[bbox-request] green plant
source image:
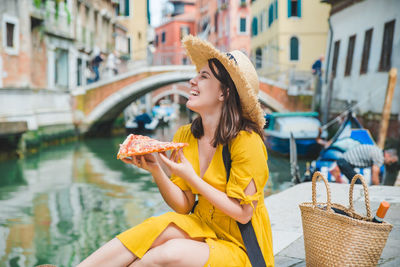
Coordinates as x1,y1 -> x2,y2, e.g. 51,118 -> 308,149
33,0 -> 71,24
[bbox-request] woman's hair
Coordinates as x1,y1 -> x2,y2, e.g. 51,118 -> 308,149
191,58 -> 265,147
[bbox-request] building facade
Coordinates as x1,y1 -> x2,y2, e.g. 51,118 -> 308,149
0,0 -> 130,138
250,0 -> 330,86
153,0 -> 196,65
196,0 -> 252,55
321,0 -> 399,138
116,0 -> 150,62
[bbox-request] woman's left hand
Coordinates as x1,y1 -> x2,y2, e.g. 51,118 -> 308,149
159,149 -> 197,181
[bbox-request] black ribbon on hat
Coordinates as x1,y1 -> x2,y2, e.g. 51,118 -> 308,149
226,52 -> 238,65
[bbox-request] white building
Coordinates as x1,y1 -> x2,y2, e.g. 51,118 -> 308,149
321,0 -> 400,123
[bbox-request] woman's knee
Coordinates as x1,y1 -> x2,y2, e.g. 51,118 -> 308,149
141,239 -> 209,267
146,239 -> 183,265
151,223 -> 189,248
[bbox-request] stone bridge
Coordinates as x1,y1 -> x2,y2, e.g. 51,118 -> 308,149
73,65 -> 309,135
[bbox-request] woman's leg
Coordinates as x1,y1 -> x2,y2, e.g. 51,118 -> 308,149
77,238 -> 137,267
78,223 -> 204,267
130,239 -> 209,267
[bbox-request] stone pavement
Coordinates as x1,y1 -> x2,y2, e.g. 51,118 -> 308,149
265,182 -> 400,266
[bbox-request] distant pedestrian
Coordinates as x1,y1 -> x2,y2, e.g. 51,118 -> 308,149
90,52 -> 104,82
330,145 -> 398,185
106,50 -> 120,76
311,55 -> 324,77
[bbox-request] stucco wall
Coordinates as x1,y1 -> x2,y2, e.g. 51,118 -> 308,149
323,0 -> 400,115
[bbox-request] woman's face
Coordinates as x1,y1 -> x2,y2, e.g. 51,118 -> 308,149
186,64 -> 224,114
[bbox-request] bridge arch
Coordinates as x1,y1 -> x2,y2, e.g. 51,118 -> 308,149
152,83 -> 191,105
80,66 -> 196,135
75,65 -> 288,135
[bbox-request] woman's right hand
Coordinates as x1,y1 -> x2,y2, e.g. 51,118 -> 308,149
121,153 -> 161,174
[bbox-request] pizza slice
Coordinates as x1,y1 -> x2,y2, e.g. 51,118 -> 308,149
117,134 -> 188,159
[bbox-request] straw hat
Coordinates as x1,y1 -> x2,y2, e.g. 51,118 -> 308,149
182,35 -> 266,129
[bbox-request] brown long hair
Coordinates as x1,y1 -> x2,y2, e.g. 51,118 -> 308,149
191,58 -> 264,147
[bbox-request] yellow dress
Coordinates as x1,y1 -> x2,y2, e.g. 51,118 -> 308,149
117,124 -> 274,266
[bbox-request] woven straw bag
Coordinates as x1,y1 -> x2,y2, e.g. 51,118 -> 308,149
300,172 -> 393,266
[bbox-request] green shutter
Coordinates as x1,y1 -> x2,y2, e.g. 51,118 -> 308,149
125,0 -> 130,16
288,0 -> 291,17
290,37 -> 299,60
269,5 -> 273,26
298,0 -> 301,17
252,17 -> 258,36
275,0 -> 278,19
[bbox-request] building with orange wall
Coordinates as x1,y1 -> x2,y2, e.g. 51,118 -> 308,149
196,0 -> 252,55
153,0 -> 196,65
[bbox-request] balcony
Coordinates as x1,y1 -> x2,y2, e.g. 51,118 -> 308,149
30,0 -> 74,40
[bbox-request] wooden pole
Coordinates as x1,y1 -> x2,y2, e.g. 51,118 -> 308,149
378,68 -> 397,149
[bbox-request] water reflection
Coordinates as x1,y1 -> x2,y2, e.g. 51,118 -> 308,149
0,139 -> 167,267
0,119 -> 303,266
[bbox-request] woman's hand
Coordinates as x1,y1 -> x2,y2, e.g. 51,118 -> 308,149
159,149 -> 197,181
121,153 -> 160,174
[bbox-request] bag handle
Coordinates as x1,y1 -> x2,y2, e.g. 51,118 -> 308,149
348,174 -> 372,218
312,171 -> 332,212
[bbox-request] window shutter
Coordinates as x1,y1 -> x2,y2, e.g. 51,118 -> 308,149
288,0 -> 292,17
269,5 -> 273,26
252,17 -> 258,36
298,0 -> 301,18
125,0 -> 130,16
275,0 -> 278,19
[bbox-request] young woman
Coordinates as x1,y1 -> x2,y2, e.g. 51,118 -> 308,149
78,35 -> 274,267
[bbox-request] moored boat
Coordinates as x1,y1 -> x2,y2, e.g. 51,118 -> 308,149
264,112 -> 326,158
308,111 -> 384,184
125,113 -> 159,134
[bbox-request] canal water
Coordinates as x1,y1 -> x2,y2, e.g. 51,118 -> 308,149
0,119 -> 304,267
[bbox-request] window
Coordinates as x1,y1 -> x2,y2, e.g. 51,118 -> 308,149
268,4 -> 273,26
180,26 -> 190,40
290,37 -> 299,61
77,58 -> 82,86
344,35 -> 356,76
6,23 -> 14,47
155,35 -> 159,46
2,14 -> 19,55
379,20 -> 395,72
252,17 -> 258,36
332,40 -> 340,78
55,48 -> 69,89
161,31 -> 166,43
360,29 -> 373,74
239,17 -> 247,33
128,37 -> 131,54
288,0 -> 301,18
255,48 -> 262,69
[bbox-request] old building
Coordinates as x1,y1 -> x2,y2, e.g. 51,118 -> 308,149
0,0 -> 132,152
115,0 -> 150,62
196,0 -> 252,55
320,0 -> 399,138
250,0 -> 330,87
153,0 -> 196,65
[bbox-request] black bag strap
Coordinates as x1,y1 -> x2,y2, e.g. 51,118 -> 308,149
222,145 -> 267,267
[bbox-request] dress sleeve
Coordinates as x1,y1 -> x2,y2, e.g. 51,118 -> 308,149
170,125 -> 191,191
226,131 -> 269,208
